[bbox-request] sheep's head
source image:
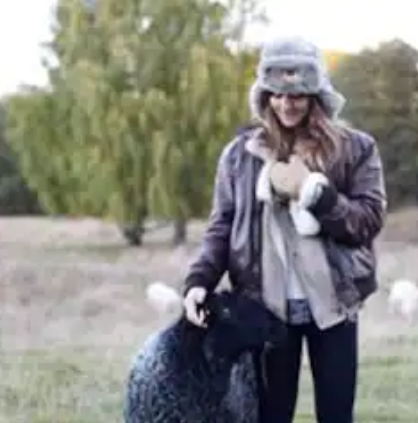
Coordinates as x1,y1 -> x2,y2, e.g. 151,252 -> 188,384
144,282 -> 286,361
201,291 -> 286,361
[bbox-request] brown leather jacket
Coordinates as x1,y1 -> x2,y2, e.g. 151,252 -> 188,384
184,126 -> 387,309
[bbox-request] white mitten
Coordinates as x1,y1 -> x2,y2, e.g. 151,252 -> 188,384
289,201 -> 320,236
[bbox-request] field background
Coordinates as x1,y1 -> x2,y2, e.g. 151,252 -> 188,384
1,209 -> 418,423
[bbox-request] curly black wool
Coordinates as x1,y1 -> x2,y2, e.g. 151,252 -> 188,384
123,291 -> 286,423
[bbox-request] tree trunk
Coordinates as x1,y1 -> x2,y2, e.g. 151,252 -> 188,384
172,218 -> 187,246
120,205 -> 148,247
120,221 -> 145,246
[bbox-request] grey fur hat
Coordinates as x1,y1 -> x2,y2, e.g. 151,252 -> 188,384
249,36 -> 346,119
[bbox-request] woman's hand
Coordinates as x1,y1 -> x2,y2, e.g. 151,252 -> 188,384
183,287 -> 208,327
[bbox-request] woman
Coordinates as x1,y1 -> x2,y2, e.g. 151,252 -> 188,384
182,36 -> 387,423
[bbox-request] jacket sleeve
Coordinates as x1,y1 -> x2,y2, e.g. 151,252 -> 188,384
308,132 -> 387,247
183,142 -> 236,295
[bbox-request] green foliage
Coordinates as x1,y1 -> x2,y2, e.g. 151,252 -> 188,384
5,0 -> 264,233
0,104 -> 41,215
332,39 -> 418,207
5,88 -> 91,214
5,8 -> 418,229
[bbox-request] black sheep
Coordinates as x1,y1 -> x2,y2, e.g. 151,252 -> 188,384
123,285 -> 286,423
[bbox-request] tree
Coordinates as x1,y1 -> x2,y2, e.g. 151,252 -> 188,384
5,0 -> 266,245
323,50 -> 350,72
332,39 -> 418,208
0,104 -> 42,215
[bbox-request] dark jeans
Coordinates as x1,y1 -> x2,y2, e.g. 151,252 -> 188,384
259,320 -> 358,423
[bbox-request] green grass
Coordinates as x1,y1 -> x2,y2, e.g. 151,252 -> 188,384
1,340 -> 417,423
0,348 -> 128,423
297,354 -> 418,422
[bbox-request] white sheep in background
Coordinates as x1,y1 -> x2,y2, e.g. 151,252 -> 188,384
145,281 -> 184,315
388,279 -> 418,323
123,282 -> 287,423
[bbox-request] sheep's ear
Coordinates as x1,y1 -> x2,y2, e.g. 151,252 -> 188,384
145,282 -> 183,315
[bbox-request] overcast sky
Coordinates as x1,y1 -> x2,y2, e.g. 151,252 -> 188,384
0,0 -> 417,96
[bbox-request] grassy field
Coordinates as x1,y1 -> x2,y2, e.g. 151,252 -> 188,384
1,211 -> 418,423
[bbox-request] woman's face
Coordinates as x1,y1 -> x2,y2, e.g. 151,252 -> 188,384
269,93 -> 310,128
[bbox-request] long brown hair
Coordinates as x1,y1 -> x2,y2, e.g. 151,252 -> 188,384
259,93 -> 349,173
